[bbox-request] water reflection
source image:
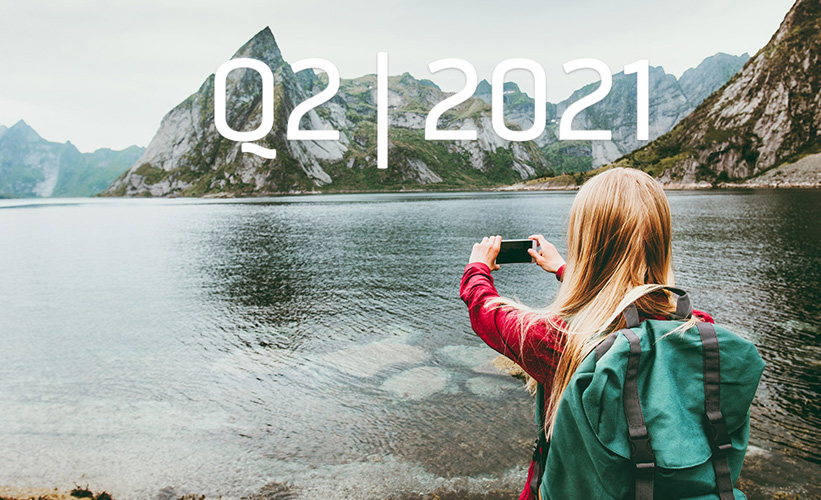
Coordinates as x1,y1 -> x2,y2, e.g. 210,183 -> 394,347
0,190 -> 818,500
670,189 -> 821,462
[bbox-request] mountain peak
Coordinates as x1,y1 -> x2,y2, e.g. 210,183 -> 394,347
230,26 -> 283,66
503,81 -> 521,93
100,24 -> 756,197
614,0 -> 821,183
695,51 -> 750,69
676,51 -> 750,106
3,119 -> 43,144
0,121 -> 142,197
254,26 -> 275,44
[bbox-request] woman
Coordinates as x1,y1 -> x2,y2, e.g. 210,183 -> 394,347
459,167 -> 715,499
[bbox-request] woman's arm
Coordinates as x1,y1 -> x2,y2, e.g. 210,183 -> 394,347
460,262 -> 563,386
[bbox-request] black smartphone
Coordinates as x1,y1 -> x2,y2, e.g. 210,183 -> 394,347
496,239 -> 537,264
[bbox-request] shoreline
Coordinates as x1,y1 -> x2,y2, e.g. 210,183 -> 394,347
4,182 -> 819,202
2,446 -> 819,500
1,357 -> 817,500
136,182 -> 821,200
503,179 -> 821,191
186,180 -> 821,198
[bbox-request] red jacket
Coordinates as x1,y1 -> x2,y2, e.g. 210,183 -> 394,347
459,261 -> 715,500
459,261 -> 715,393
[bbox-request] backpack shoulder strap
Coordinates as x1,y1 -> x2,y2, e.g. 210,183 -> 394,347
621,328 -> 656,500
622,286 -> 693,328
697,321 -> 735,500
595,330 -> 619,361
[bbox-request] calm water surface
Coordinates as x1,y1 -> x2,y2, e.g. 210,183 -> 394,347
0,190 -> 819,499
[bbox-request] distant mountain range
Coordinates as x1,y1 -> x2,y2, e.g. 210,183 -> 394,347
606,0 -> 821,186
476,52 -> 750,169
9,9 -> 807,198
102,27 -> 749,197
0,120 -> 143,197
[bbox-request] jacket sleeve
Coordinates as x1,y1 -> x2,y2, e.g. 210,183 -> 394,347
692,309 -> 715,323
459,262 -> 563,386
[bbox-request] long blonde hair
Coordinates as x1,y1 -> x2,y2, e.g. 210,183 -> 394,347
489,167 -> 700,436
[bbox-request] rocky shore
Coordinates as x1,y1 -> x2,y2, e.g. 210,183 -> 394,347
501,153 -> 821,192
3,446 -> 820,500
724,152 -> 821,189
2,354 -> 818,500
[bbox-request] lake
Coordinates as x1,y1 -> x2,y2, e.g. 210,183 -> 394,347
0,190 -> 819,499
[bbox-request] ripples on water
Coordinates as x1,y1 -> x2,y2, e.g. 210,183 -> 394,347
0,190 -> 818,499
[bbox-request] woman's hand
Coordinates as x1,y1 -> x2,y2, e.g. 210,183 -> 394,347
528,234 -> 566,274
469,235 -> 502,271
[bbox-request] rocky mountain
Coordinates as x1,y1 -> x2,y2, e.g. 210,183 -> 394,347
104,27 -> 749,197
610,0 -> 821,184
0,120 -> 143,197
104,28 -> 551,197
678,52 -> 752,107
489,53 -> 749,169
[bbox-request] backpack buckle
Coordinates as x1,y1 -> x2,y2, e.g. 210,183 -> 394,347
629,434 -> 655,466
705,411 -> 733,455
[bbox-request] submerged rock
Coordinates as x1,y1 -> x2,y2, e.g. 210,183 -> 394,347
436,345 -> 497,367
380,366 -> 451,400
320,341 -> 427,378
472,355 -> 526,380
465,376 -> 519,398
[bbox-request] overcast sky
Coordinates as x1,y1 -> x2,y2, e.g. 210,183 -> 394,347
0,0 -> 795,152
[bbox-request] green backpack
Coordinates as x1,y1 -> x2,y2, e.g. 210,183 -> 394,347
529,287 -> 765,500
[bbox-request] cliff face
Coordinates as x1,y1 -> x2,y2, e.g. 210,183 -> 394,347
104,28 -> 553,197
472,53 -> 748,170
552,55 -> 749,169
613,0 -> 821,184
0,120 -> 142,197
104,26 -> 748,197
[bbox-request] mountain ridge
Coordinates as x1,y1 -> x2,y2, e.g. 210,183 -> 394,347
0,120 -> 144,197
103,26 -> 751,197
104,27 -> 552,196
604,0 -> 820,186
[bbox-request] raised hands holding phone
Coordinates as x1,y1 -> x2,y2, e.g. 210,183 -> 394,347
468,234 -> 566,276
468,235 -> 503,271
527,234 -> 566,274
